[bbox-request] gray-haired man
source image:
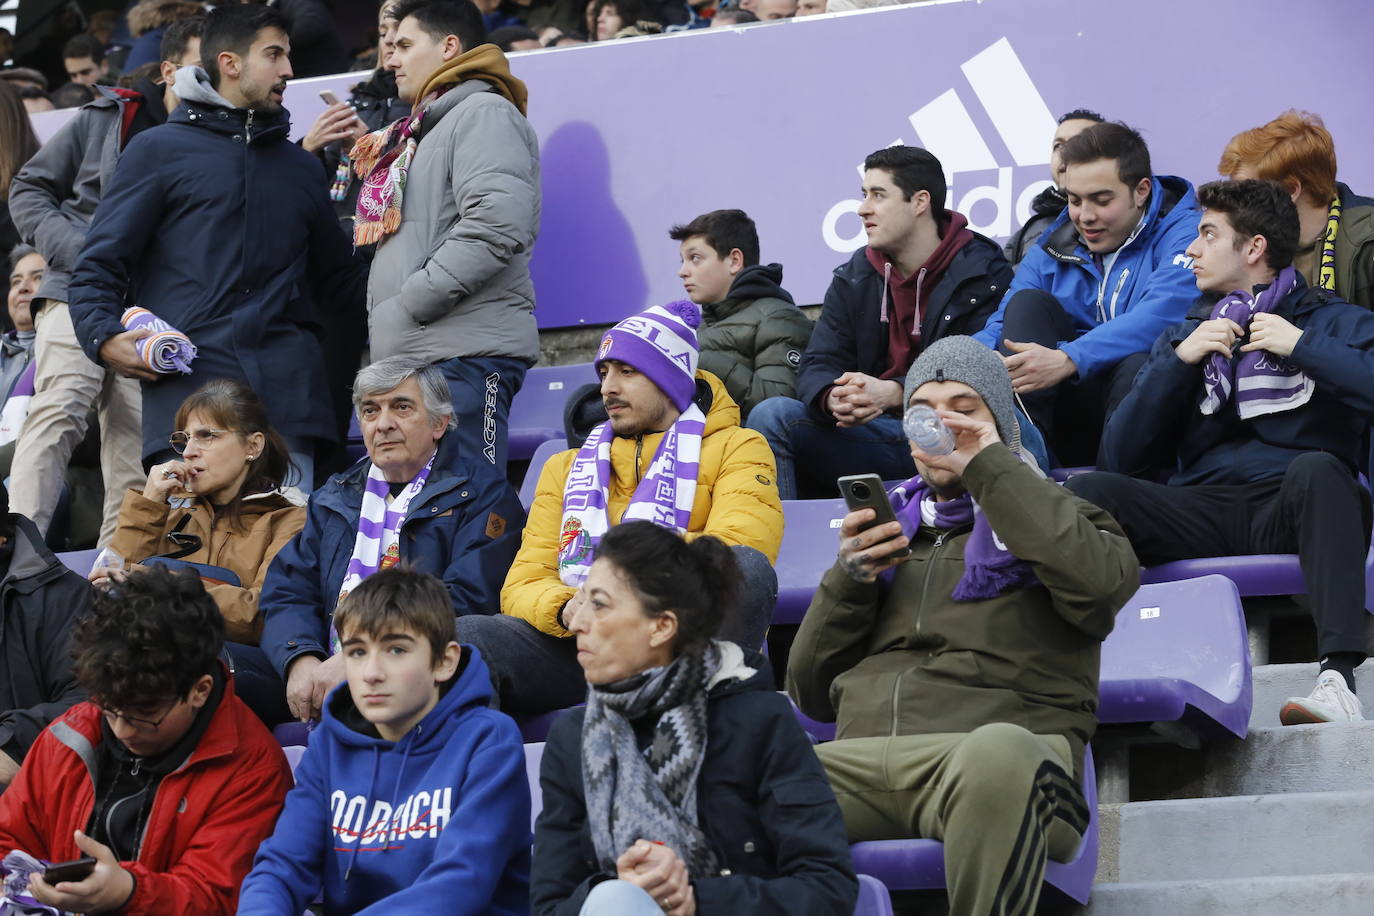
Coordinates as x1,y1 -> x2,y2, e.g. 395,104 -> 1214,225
259,356 -> 525,725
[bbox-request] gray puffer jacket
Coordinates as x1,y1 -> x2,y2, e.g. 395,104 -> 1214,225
367,80 -> 542,366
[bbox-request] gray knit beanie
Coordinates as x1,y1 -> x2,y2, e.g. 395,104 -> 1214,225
903,336 -> 1020,450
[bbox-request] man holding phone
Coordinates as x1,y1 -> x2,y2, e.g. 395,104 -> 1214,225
788,335 -> 1138,916
0,567 -> 291,915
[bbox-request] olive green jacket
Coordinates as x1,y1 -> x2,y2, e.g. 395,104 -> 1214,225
1334,183 -> 1374,310
786,445 -> 1139,775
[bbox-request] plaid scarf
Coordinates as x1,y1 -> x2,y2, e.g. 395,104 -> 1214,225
1200,266 -> 1310,420
557,405 -> 705,587
582,642 -> 721,877
888,465 -> 1041,601
1318,194 -> 1341,292
329,453 -> 435,654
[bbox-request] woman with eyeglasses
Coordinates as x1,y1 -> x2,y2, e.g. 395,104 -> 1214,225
90,379 -> 307,724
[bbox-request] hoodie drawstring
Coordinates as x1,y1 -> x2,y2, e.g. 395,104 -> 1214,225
912,267 -> 928,338
879,261 -> 892,324
345,746 -> 383,880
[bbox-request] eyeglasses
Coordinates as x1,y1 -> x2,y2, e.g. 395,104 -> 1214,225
169,428 -> 228,454
96,699 -> 180,731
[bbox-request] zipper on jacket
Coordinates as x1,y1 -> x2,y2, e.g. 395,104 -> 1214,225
244,108 -> 254,141
914,532 -> 947,642
1109,268 -> 1130,319
634,435 -> 645,484
888,670 -> 904,736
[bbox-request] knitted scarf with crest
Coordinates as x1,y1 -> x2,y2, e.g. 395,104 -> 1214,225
349,43 -> 528,246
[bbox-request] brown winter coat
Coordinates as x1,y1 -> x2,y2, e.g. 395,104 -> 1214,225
108,488 -> 307,644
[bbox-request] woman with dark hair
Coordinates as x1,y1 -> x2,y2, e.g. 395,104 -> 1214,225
532,520 -> 857,916
587,0 -> 660,40
94,378 -> 306,636
0,79 -> 40,266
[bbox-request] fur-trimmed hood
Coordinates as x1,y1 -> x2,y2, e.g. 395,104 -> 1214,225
127,0 -> 204,37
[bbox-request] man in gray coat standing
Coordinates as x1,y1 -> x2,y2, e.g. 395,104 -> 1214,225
358,0 -> 540,469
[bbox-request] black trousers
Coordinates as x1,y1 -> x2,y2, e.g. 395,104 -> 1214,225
998,289 -> 1147,467
1067,452 -> 1372,658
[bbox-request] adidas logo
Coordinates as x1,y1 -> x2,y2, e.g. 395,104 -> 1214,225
822,37 -> 1059,252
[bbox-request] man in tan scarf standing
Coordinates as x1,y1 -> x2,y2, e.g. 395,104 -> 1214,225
355,0 -> 540,472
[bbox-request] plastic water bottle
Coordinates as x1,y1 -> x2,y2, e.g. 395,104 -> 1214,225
903,404 -> 955,455
91,547 -> 125,576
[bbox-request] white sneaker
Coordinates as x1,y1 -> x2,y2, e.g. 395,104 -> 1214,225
1280,670 -> 1365,725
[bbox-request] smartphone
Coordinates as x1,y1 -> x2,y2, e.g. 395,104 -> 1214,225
837,474 -> 911,559
42,856 -> 96,884
318,89 -> 342,106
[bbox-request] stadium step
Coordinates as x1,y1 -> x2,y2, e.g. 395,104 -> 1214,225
1199,720 -> 1374,798
1248,660 -> 1374,729
1084,873 -> 1374,916
1085,790 -> 1374,914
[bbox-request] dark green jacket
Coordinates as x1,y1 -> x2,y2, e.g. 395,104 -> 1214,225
786,445 -> 1139,776
1334,183 -> 1374,310
697,263 -> 813,420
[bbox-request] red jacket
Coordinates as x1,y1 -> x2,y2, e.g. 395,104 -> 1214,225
0,678 -> 291,915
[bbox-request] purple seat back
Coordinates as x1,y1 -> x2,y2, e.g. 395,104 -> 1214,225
849,746 -> 1098,905
274,722 -> 311,747
519,438 -> 569,510
525,741 -> 545,832
1098,575 -> 1251,739
1140,543 -> 1374,614
508,363 -> 594,461
774,498 -> 848,625
516,707 -> 575,743
56,548 -> 101,576
854,873 -> 894,916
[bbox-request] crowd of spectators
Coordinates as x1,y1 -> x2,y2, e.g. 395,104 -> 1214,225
0,0 -> 1371,913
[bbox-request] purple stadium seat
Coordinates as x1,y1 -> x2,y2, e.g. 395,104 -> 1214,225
345,412 -> 366,463
508,363 -> 594,461
57,548 -> 101,576
1139,542 -> 1374,614
850,745 -> 1098,907
774,498 -> 848,625
274,722 -> 311,747
1097,574 -> 1252,739
525,742 -> 544,832
519,437 -> 568,510
516,707 -> 574,743
855,874 -> 894,916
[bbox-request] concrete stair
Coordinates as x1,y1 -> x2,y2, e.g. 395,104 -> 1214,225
1083,662 -> 1374,914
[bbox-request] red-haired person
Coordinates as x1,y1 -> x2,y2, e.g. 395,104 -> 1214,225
1219,110 -> 1374,310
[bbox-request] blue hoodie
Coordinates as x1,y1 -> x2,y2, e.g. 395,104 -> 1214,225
975,175 -> 1200,379
237,647 -> 531,915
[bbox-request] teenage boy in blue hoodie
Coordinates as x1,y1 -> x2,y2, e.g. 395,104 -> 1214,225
237,567 -> 531,915
975,121 -> 1199,466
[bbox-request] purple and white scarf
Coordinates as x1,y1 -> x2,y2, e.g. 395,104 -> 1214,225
0,361 -> 34,446
329,453 -> 435,654
1200,266 -> 1311,419
557,405 -> 706,586
121,306 -> 196,374
887,466 -> 1041,601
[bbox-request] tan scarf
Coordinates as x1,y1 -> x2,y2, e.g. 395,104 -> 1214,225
348,44 -> 528,245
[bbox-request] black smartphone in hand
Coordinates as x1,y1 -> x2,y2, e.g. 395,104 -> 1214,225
42,856 -> 96,884
837,473 -> 911,559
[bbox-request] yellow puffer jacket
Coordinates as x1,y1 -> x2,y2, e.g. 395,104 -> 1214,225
502,370 -> 783,636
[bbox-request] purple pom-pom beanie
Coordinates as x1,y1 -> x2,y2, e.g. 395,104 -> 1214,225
595,300 -> 703,411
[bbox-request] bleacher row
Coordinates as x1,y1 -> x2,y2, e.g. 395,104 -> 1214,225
56,351 -> 1317,911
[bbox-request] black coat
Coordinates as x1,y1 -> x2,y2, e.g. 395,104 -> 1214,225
795,234 -> 1013,421
0,516 -> 91,765
68,85 -> 367,460
1101,281 -> 1374,485
532,655 -> 857,915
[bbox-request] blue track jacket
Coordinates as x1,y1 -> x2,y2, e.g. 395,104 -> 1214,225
237,646 -> 531,915
975,175 -> 1200,379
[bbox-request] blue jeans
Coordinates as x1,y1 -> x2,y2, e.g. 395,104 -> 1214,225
435,355 -> 529,469
457,545 -> 777,714
747,396 -> 915,500
579,880 -> 662,915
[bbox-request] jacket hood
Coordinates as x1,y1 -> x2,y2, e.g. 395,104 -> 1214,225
170,65 -> 292,135
1043,174 -> 1196,263
415,43 -> 528,123
1,515 -> 74,595
720,262 -> 793,306
172,65 -> 235,109
705,642 -> 773,699
321,644 -> 494,752
127,0 -> 203,36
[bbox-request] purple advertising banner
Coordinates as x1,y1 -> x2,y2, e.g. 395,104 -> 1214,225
29,0 -> 1374,330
